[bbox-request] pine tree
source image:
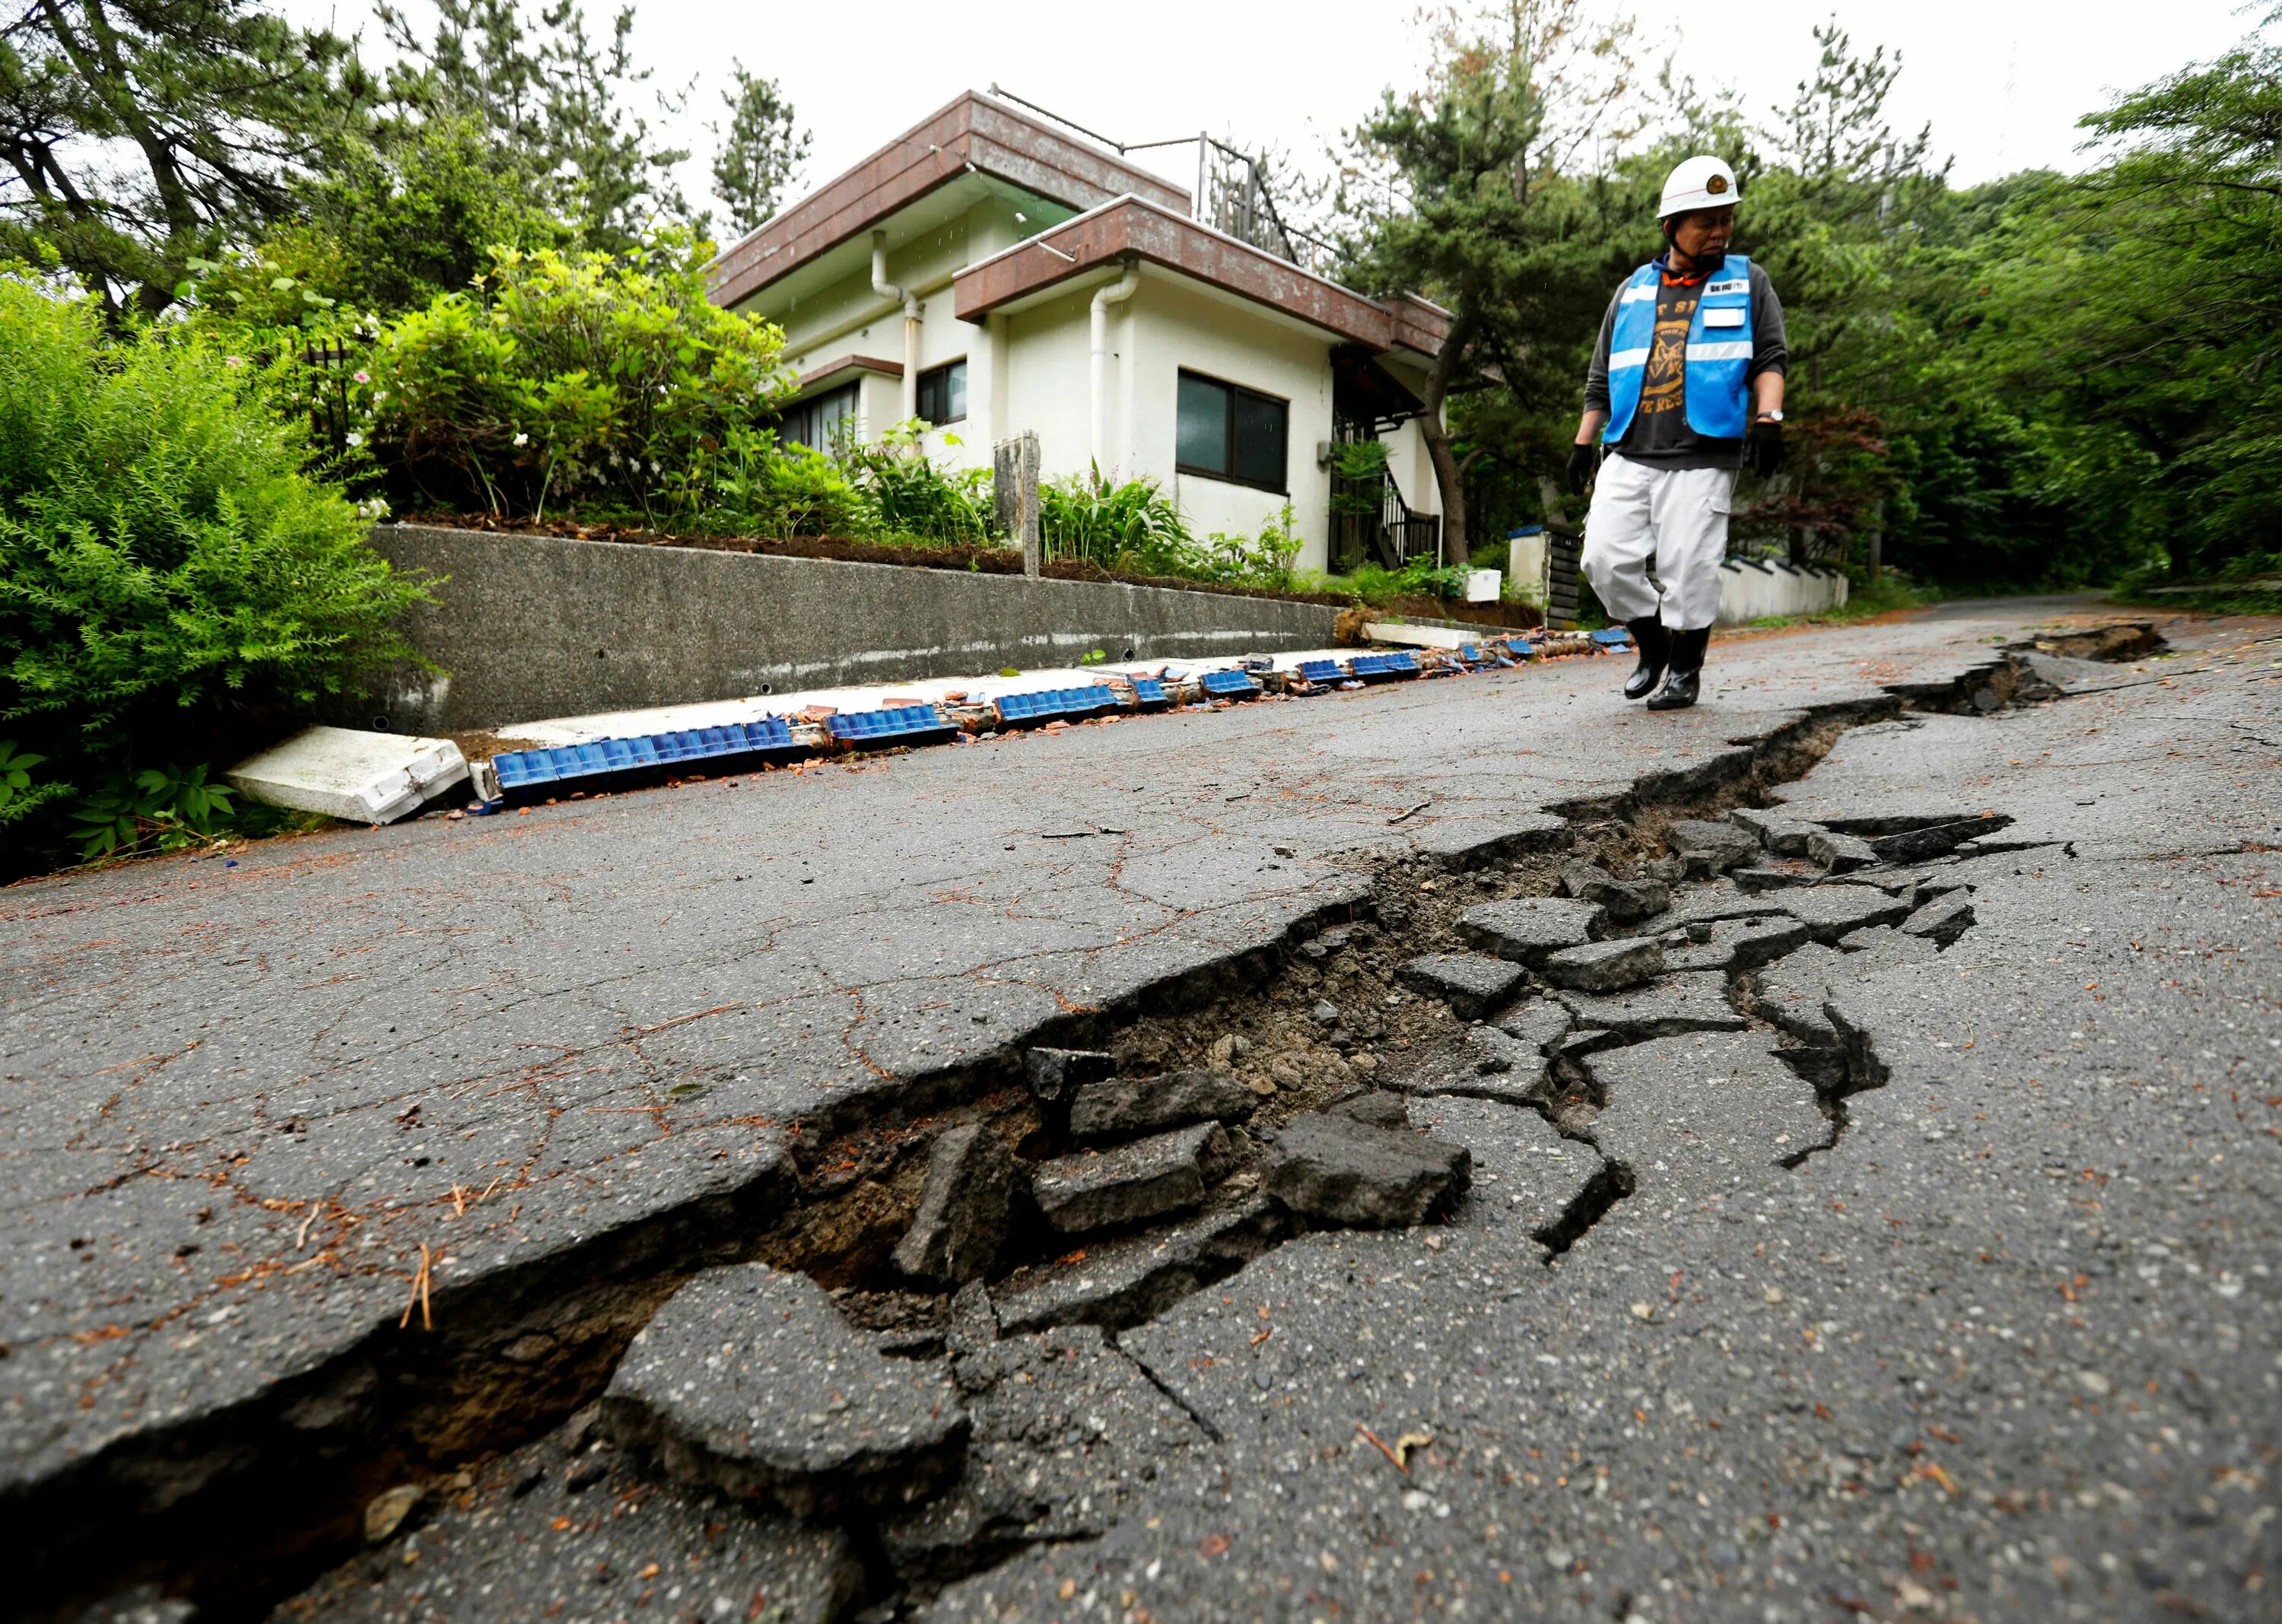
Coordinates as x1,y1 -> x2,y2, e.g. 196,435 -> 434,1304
710,63 -> 808,239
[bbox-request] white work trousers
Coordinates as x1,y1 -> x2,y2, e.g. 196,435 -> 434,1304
1580,455 -> 1734,631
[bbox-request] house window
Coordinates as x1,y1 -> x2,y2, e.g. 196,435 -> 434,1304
916,359 -> 967,426
781,381 -> 860,450
1175,370 -> 1289,492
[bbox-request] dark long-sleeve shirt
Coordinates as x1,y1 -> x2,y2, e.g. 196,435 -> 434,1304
1582,256 -> 1788,471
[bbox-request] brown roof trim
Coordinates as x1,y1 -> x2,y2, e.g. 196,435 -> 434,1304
796,354 -> 904,392
952,196 -> 1451,358
709,91 -> 1190,310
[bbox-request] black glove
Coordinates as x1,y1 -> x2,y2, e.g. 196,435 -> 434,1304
1744,417 -> 1786,479
1565,441 -> 1599,494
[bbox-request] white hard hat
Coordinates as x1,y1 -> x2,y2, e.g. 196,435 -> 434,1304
1658,155 -> 1740,220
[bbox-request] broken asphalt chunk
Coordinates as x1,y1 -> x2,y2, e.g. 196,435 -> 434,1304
1030,1122 -> 1229,1234
1727,806 -> 1816,856
1397,952 -> 1528,1019
1587,1031 -> 1829,1186
600,1263 -> 968,1518
1663,913 -> 1812,974
1778,885 -> 1916,943
1868,818 -> 2004,864
1559,861 -> 1672,923
993,1200 -> 1283,1333
1807,828 -> 1880,872
1403,1094 -> 1605,1238
1553,971 -> 1750,1040
1900,894 -> 1976,945
1495,996 -> 1572,1051
1542,936 -> 1665,992
1025,1047 -> 1117,1104
1664,818 -> 1759,877
1456,897 -> 1606,965
893,1123 -> 1015,1287
1267,1112 -> 1471,1228
1069,1067 -> 1254,1141
1327,1090 -> 1415,1128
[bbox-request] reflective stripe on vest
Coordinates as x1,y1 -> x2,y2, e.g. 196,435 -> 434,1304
1602,255 -> 1754,446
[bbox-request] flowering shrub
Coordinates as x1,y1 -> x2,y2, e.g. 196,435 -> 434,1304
358,227 -> 795,518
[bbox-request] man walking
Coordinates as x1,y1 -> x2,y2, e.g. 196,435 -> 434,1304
1566,156 -> 1788,710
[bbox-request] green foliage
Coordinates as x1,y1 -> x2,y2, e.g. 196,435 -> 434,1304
360,229 -> 794,517
837,426 -> 997,545
68,764 -> 235,860
0,277 -> 423,867
0,738 -> 64,826
1041,470 -> 1197,572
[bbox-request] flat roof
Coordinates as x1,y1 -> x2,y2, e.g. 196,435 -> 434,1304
708,91 -> 1190,311
953,195 -> 1452,358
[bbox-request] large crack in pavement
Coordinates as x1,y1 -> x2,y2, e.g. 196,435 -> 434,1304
13,615 -> 2209,1624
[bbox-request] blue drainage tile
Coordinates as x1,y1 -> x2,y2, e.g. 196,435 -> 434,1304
1199,669 -> 1263,700
1349,651 -> 1422,682
1295,659 -> 1345,688
1128,677 -> 1172,710
491,717 -> 812,802
1591,628 -> 1634,648
993,685 -> 1121,728
829,704 -> 962,749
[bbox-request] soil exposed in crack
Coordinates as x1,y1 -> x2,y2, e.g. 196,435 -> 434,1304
34,624 -> 2164,1624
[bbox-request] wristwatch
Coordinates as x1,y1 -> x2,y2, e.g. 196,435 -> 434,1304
1755,410 -> 1785,422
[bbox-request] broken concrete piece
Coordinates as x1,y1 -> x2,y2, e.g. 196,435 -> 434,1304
1748,942 -> 1848,1045
1553,971 -> 1750,1040
1900,894 -> 1976,945
1807,828 -> 1880,872
993,1201 -> 1282,1333
1030,1123 -> 1228,1234
601,1263 -> 968,1517
1665,818 -> 1759,876
1542,936 -> 1665,992
1664,914 -> 1813,975
227,725 -> 467,825
1267,1112 -> 1470,1228
1069,1068 -> 1254,1141
1457,897 -> 1605,965
1025,1048 -> 1116,1104
1397,952 -> 1527,1019
1559,861 -> 1671,923
1777,885 -> 1916,943
892,1124 -> 1015,1286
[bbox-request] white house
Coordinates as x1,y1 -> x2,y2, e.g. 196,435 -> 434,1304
706,91 -> 1454,577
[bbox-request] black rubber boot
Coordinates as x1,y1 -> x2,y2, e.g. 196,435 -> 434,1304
1646,628 -> 1710,711
1623,618 -> 1669,700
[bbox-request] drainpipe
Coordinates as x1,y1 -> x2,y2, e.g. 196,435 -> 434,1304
1089,259 -> 1141,473
871,230 -> 920,424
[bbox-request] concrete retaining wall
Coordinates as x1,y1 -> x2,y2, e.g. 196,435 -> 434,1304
360,525 -> 1343,733
1717,558 -> 1849,626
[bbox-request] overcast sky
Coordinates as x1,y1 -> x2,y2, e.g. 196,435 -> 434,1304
306,0 -> 2260,219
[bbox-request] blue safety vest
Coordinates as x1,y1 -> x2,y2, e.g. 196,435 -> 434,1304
1602,256 -> 1755,446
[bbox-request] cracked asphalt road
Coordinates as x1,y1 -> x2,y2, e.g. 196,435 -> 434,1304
5,598 -> 2278,1622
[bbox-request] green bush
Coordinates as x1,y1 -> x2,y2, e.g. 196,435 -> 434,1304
360,227 -> 795,520
837,424 -> 998,546
1041,470 -> 1196,573
0,277 -> 424,866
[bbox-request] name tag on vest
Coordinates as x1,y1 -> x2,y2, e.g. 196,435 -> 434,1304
1703,307 -> 1746,328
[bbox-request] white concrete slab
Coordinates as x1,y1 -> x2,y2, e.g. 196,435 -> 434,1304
1362,621 -> 1473,651
227,726 -> 468,824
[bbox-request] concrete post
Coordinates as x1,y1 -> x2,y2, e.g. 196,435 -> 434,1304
996,431 -> 1042,580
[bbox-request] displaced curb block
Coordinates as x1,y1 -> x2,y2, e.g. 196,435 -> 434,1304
228,726 -> 467,824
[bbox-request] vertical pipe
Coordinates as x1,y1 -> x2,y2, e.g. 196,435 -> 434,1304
1089,263 -> 1141,474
